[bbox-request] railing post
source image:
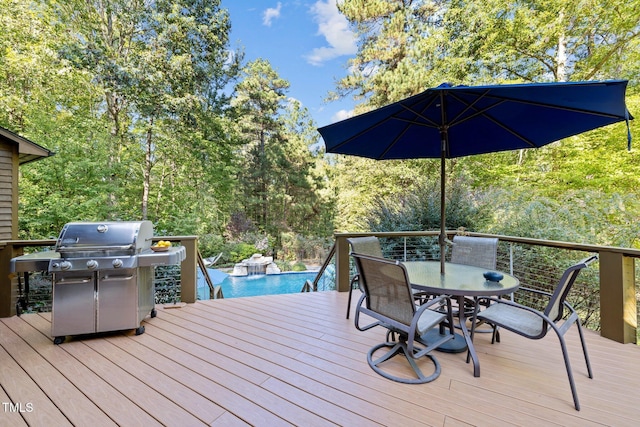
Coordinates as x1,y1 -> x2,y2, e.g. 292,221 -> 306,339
178,236 -> 198,303
0,243 -> 20,317
599,250 -> 637,344
403,237 -> 407,261
335,234 -> 351,292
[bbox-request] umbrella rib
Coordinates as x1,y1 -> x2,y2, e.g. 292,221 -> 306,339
395,91 -> 541,149
326,116 -> 398,155
454,91 -> 628,119
445,90 -> 628,148
397,95 -> 442,128
439,91 -> 541,148
377,119 -> 415,159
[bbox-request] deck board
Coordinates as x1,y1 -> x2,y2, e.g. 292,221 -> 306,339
1,291 -> 639,426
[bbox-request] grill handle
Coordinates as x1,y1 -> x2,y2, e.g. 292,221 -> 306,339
100,275 -> 135,282
57,244 -> 134,252
55,277 -> 93,285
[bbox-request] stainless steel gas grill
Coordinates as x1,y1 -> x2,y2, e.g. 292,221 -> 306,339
10,221 -> 185,344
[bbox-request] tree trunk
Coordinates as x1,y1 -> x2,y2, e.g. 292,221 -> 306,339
142,118 -> 154,220
556,10 -> 567,82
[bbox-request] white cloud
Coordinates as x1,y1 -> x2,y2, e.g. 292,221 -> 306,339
332,109 -> 353,123
306,0 -> 357,66
263,2 -> 282,27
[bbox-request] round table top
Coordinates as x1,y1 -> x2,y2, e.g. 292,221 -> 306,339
402,261 -> 519,297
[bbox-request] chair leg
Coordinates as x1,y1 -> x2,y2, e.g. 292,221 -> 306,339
557,332 -> 581,411
367,339 -> 441,384
346,276 -> 358,319
576,321 -> 593,379
346,285 -> 353,319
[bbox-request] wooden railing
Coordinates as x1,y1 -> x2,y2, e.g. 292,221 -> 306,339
332,231 -> 640,345
3,231 -> 639,345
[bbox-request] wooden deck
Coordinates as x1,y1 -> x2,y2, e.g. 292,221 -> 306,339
1,291 -> 639,426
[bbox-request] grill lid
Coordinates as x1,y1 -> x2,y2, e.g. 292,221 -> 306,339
55,221 -> 154,256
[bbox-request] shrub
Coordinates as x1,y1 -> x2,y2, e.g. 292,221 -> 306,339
292,262 -> 307,271
227,242 -> 258,263
198,234 -> 225,259
274,260 -> 292,271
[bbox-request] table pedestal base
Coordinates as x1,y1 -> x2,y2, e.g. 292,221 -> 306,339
421,329 -> 467,353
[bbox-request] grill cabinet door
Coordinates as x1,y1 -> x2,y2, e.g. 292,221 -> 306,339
51,273 -> 96,336
96,270 -> 139,332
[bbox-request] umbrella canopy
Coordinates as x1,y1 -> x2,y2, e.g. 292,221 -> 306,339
318,80 -> 632,273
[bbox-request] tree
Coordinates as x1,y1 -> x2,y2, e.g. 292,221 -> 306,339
231,59 -> 290,235
335,0 -> 449,109
128,0 -> 240,221
444,0 -> 640,83
55,0 -> 240,232
337,0 -> 639,108
6,0 -> 242,239
330,0 -> 639,246
0,0 -> 117,236
280,99 -> 334,236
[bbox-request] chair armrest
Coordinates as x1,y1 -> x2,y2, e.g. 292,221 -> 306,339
473,295 -> 556,336
349,274 -> 362,291
353,293 -> 382,332
420,294 -> 451,310
477,286 -> 553,307
518,286 -> 553,298
410,295 -> 454,358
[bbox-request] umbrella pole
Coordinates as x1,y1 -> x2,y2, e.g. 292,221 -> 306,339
440,152 -> 446,275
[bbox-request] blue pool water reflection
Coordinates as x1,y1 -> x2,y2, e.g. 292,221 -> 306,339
197,270 -> 323,299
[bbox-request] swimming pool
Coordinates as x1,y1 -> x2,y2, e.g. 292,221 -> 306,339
197,270 -> 327,299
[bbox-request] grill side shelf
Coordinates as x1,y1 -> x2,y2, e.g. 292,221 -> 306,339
137,246 -> 186,266
10,251 -> 59,273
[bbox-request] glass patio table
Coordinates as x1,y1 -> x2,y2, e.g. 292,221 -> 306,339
402,261 -> 519,377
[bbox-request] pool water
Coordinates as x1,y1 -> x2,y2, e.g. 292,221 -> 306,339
197,271 -> 320,299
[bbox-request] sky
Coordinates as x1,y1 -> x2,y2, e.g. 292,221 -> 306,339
222,0 -> 357,128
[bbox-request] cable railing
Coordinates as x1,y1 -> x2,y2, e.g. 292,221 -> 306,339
2,231 -> 638,344
310,231 -> 639,344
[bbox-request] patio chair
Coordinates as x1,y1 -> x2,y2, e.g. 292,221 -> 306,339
345,237 -> 383,319
351,252 -> 455,384
448,235 -> 499,326
450,235 -> 498,269
470,254 -> 597,410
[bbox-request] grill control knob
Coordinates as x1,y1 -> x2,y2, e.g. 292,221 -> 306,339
60,261 -> 72,271
112,259 -> 123,268
86,259 -> 99,270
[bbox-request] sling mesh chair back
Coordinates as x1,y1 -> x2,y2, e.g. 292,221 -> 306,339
447,235 -> 500,324
351,252 -> 455,384
345,237 -> 384,319
450,235 -> 498,269
471,255 -> 597,410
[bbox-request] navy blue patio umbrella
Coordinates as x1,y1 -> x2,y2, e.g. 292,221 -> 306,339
318,80 -> 633,273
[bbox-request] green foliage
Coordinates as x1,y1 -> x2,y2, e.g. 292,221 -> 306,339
366,176 -> 484,232
330,0 -> 639,252
226,242 -> 258,264
279,232 -> 332,263
5,0 -> 639,268
273,260 -> 292,271
194,234 -> 225,259
337,0 -> 640,110
365,175 -> 493,259
485,187 -> 640,247
292,262 -> 307,272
